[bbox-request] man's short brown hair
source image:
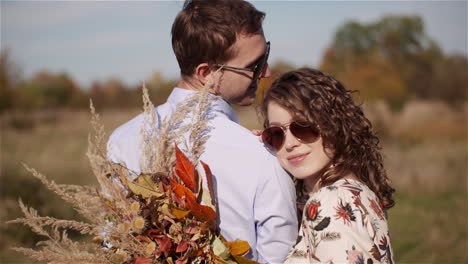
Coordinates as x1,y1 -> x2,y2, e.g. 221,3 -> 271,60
171,0 -> 265,77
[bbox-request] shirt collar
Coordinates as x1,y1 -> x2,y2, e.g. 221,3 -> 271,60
166,88 -> 239,124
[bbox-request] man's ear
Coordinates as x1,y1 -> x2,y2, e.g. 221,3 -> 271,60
194,63 -> 213,86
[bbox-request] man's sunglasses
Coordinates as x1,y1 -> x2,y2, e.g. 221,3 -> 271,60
215,41 -> 270,80
261,121 -> 320,152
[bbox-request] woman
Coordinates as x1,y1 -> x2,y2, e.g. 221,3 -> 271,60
259,68 -> 395,263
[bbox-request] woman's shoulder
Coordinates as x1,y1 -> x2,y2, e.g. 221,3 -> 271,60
311,179 -> 378,202
306,178 -> 387,222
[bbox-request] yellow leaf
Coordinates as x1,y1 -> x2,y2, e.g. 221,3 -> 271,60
225,240 -> 250,256
172,207 -> 190,219
201,187 -> 215,211
128,174 -> 164,198
213,236 -> 230,259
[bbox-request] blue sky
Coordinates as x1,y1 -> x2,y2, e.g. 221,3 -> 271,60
2,1 -> 467,87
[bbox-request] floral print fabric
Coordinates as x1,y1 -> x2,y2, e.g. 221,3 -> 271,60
284,179 -> 394,264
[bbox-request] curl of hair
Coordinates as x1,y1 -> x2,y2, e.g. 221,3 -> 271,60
260,68 -> 395,211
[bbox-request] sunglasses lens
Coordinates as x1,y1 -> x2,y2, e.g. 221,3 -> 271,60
253,42 -> 270,80
290,121 -> 320,143
262,126 -> 284,152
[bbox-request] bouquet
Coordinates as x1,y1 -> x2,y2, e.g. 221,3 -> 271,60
8,78 -> 259,264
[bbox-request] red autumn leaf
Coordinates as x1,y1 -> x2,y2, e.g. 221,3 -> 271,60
147,229 -> 160,239
176,259 -> 188,264
185,195 -> 216,228
168,177 -> 179,188
174,144 -> 196,190
155,235 -> 172,254
176,239 -> 189,253
200,160 -> 216,207
133,257 -> 151,264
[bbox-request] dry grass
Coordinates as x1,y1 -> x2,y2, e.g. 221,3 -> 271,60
1,100 -> 467,263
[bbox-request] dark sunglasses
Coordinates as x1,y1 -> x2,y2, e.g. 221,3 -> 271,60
215,41 -> 270,80
261,121 -> 320,152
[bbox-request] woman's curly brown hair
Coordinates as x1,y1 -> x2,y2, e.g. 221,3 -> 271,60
260,68 -> 395,210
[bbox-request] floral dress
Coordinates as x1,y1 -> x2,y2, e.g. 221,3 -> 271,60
284,179 -> 394,264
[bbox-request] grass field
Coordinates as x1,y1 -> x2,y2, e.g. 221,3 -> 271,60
1,102 -> 466,263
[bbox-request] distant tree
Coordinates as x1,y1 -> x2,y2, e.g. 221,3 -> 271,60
16,71 -> 84,109
320,15 -> 466,106
0,49 -> 21,112
256,60 -> 295,102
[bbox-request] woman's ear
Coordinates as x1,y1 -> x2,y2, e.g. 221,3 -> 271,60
194,63 -> 213,86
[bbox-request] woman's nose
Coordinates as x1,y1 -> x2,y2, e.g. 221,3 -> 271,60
283,129 -> 300,151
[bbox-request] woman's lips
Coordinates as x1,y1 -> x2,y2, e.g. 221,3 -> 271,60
287,152 -> 310,165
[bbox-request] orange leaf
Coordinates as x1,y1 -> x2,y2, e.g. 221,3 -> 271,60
172,183 -> 196,202
233,256 -> 261,264
225,240 -> 250,256
133,257 -> 151,264
172,207 -> 190,219
200,160 -> 216,207
174,144 -> 196,190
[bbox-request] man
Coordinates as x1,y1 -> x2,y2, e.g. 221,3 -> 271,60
107,0 -> 297,262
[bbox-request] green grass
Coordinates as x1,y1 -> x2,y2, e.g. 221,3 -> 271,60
390,189 -> 467,263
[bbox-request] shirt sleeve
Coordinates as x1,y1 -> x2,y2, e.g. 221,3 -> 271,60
106,123 -> 142,177
300,186 -> 386,264
254,155 -> 298,264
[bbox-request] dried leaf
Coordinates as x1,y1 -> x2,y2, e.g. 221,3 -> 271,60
233,256 -> 260,264
174,145 -> 196,190
201,188 -> 216,212
224,240 -> 250,256
175,259 -> 188,264
128,174 -> 164,198
176,239 -> 189,253
213,236 -> 230,259
133,256 -> 152,264
172,183 -> 196,202
135,235 -> 152,243
147,229 -> 160,239
172,207 -> 190,219
155,235 -> 172,254
200,160 -> 216,207
186,195 -> 216,228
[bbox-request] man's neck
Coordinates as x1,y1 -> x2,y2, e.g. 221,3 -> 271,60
177,78 -> 203,91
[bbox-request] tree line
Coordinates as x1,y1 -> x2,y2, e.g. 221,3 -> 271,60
1,15 -> 466,113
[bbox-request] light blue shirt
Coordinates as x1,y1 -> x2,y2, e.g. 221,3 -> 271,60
107,88 -> 298,263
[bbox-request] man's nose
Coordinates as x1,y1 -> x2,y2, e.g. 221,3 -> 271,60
262,64 -> 271,78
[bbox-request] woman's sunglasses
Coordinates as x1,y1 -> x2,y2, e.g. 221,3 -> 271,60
261,121 -> 320,152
